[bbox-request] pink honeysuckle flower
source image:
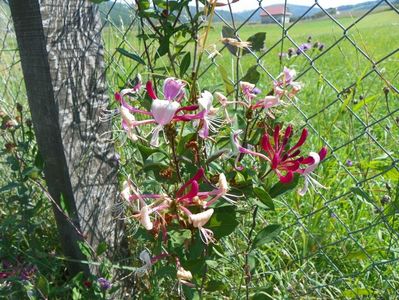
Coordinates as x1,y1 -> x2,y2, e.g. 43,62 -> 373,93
122,168 -> 234,244
297,148 -> 328,196
121,180 -> 171,231
232,130 -> 270,171
163,77 -> 186,101
251,95 -> 281,110
274,67 -> 302,99
196,91 -> 222,139
233,125 -> 325,184
240,81 -> 259,102
282,66 -> 296,85
116,78 -> 204,146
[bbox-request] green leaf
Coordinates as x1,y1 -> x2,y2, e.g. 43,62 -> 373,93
180,52 -> 191,77
116,47 -> 146,65
219,65 -> 235,95
169,228 -> 191,249
22,166 -> 41,180
0,182 -> 19,194
206,280 -> 225,292
342,288 -> 373,298
269,173 -> 300,198
222,26 -> 238,56
96,241 -> 108,256
137,143 -> 168,161
253,187 -> 274,210
251,224 -> 282,250
156,36 -> 170,59
78,241 -> 94,259
36,275 -> 49,297
241,65 -> 261,85
353,95 -> 378,111
243,32 -> 266,55
208,206 -> 238,238
137,0 -> 151,9
59,193 -> 70,217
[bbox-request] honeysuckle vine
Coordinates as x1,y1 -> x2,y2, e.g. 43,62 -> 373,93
107,0 -> 328,297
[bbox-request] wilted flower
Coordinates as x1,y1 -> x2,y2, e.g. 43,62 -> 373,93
207,44 -> 222,59
221,37 -> 251,49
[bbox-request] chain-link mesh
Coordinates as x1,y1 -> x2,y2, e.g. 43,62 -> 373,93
1,0 -> 399,297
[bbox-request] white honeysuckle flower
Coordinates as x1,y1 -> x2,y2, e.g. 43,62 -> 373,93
189,209 -> 214,228
135,250 -> 152,277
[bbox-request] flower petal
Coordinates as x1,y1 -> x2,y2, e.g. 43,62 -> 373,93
151,100 -> 180,125
163,77 -> 185,101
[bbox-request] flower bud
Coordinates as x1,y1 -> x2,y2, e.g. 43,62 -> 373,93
218,173 -> 228,194
383,86 -> 390,95
177,267 -> 192,281
140,206 -> 153,230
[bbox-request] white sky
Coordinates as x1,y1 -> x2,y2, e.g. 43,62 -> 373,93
207,0 -> 374,11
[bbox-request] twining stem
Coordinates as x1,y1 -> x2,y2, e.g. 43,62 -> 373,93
170,132 -> 182,183
244,206 -> 259,300
190,1 -> 216,101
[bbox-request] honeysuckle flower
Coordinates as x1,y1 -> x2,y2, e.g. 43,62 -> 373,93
162,77 -> 186,102
135,250 -> 152,277
240,81 -> 258,102
215,92 -> 245,123
261,124 -> 308,183
232,130 -> 270,171
177,266 -> 193,283
122,180 -> 171,231
251,95 -> 281,110
274,67 -> 302,99
233,125 -> 325,184
116,77 -> 204,146
297,149 -> 327,196
181,207 -> 216,244
196,91 -> 222,139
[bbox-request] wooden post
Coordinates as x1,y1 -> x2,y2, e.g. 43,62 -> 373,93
9,0 -> 90,276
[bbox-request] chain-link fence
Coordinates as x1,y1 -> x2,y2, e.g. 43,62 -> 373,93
1,0 -> 399,298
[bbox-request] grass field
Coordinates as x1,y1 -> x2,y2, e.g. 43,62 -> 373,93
1,3 -> 398,298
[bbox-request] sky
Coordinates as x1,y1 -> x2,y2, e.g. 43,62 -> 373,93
202,0 -> 374,11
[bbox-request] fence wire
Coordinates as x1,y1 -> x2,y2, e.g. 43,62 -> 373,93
1,0 -> 399,298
